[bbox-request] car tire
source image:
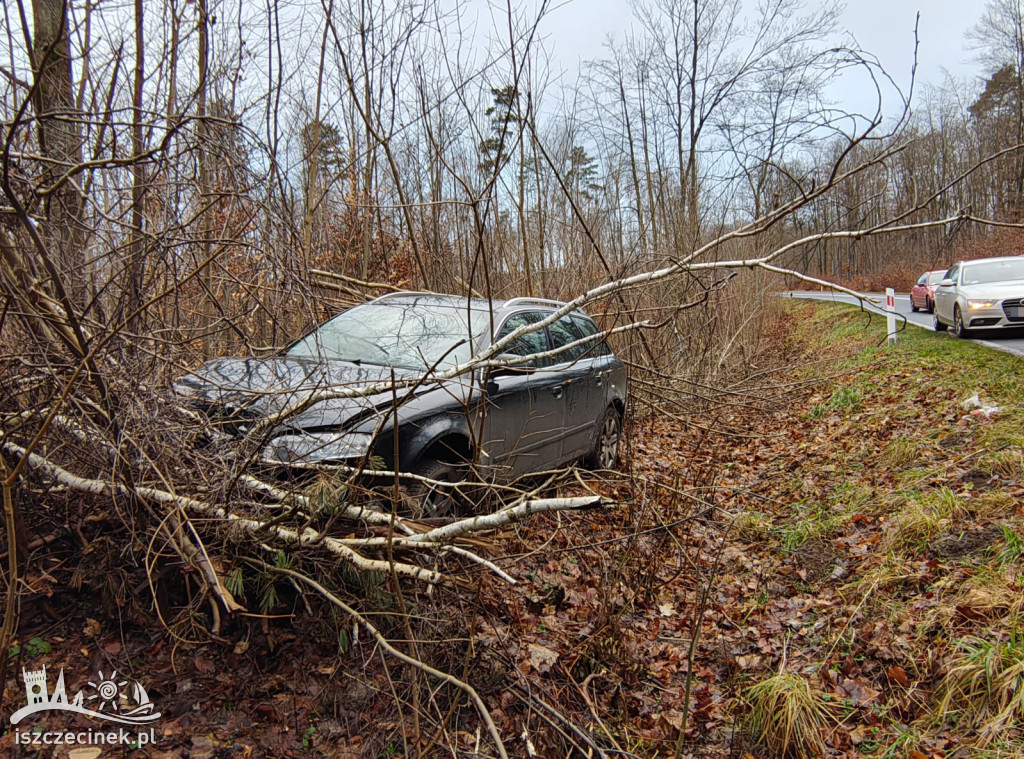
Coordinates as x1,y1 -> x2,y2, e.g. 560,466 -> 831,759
585,407 -> 622,470
926,298 -> 934,314
953,306 -> 971,339
402,458 -> 462,518
911,299 -> 919,313
933,311 -> 946,332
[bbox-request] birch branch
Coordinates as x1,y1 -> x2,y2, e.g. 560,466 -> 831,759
3,442 -> 442,584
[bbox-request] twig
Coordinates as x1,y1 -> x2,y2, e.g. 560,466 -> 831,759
270,565 -> 510,759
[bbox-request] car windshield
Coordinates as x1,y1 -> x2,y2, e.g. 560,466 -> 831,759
927,271 -> 945,285
287,301 -> 490,370
961,259 -> 1024,286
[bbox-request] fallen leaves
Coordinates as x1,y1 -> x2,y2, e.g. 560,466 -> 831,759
524,643 -> 559,675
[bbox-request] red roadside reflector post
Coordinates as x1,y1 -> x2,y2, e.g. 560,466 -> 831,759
885,287 -> 897,346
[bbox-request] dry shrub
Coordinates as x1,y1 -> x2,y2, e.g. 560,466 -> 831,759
952,225 -> 1024,262
838,257 -> 939,293
744,672 -> 832,757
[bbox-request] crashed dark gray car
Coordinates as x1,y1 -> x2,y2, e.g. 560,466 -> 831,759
174,293 -> 627,512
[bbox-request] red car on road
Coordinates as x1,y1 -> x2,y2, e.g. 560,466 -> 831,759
911,269 -> 947,313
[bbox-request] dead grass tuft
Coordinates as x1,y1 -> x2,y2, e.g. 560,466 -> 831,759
935,632 -> 1024,746
882,489 -> 971,553
884,438 -> 920,470
981,448 -> 1024,480
744,672 -> 832,757
924,572 -> 1024,632
882,501 -> 942,553
729,510 -> 772,542
853,553 -> 928,594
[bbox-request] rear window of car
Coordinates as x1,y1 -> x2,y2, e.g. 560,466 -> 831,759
570,315 -> 611,357
548,316 -> 590,364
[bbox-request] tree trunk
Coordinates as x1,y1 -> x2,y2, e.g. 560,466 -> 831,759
31,0 -> 87,307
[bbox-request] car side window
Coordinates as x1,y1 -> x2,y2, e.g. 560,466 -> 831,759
944,265 -> 959,284
570,315 -> 610,357
548,315 -> 590,364
495,312 -> 549,364
916,274 -> 927,285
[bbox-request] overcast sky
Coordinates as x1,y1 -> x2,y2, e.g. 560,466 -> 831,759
507,0 -> 987,111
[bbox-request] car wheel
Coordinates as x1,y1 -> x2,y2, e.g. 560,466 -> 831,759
402,458 -> 462,518
911,299 -> 919,313
933,310 -> 946,332
953,306 -> 971,339
926,297 -> 934,314
585,407 -> 622,470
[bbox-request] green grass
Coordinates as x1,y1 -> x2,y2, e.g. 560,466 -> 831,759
790,301 -> 1024,403
766,301 -> 1024,753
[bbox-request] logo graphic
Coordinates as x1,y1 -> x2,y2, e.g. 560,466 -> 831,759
10,665 -> 161,726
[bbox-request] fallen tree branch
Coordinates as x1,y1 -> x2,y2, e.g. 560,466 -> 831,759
3,442 -> 443,584
407,496 -> 609,545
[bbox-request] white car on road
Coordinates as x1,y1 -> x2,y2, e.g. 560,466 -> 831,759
933,256 -> 1024,338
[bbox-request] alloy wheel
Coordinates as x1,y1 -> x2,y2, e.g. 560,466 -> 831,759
954,307 -> 969,339
596,412 -> 621,469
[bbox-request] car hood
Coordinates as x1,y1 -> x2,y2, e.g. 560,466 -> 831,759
174,356 -> 470,432
958,279 -> 1024,299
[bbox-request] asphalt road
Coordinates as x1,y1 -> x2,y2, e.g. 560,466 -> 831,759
783,290 -> 1024,358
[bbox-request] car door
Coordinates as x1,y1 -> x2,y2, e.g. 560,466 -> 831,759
912,273 -> 927,309
478,311 -> 563,478
545,314 -> 598,461
934,264 -> 959,323
571,313 -> 616,442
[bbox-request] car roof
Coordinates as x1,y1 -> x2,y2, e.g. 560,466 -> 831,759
367,291 -> 589,316
958,256 -> 1024,267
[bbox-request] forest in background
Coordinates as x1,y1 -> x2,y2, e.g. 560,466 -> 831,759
2,0 -> 1022,355
3,0 -> 1024,756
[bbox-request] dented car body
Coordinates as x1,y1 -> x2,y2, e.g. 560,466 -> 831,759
174,293 -> 627,485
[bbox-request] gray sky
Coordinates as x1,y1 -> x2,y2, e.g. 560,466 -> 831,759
839,0 -> 984,86
514,0 -> 986,110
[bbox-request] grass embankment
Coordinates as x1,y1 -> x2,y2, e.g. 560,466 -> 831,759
489,299 -> 1024,758
734,300 -> 1024,757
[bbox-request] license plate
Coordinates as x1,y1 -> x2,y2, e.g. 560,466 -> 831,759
1009,307 -> 1023,319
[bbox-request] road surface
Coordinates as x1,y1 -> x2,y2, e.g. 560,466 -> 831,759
783,290 -> 1024,358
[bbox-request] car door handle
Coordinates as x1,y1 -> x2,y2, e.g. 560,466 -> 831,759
550,385 -> 563,399
594,371 -> 604,386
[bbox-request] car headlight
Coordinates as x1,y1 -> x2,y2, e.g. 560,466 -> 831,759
967,299 -> 997,310
263,431 -> 373,464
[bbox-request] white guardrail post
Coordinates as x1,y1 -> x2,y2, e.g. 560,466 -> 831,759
885,287 -> 897,345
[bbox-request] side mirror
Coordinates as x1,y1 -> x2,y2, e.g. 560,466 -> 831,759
939,278 -> 955,287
